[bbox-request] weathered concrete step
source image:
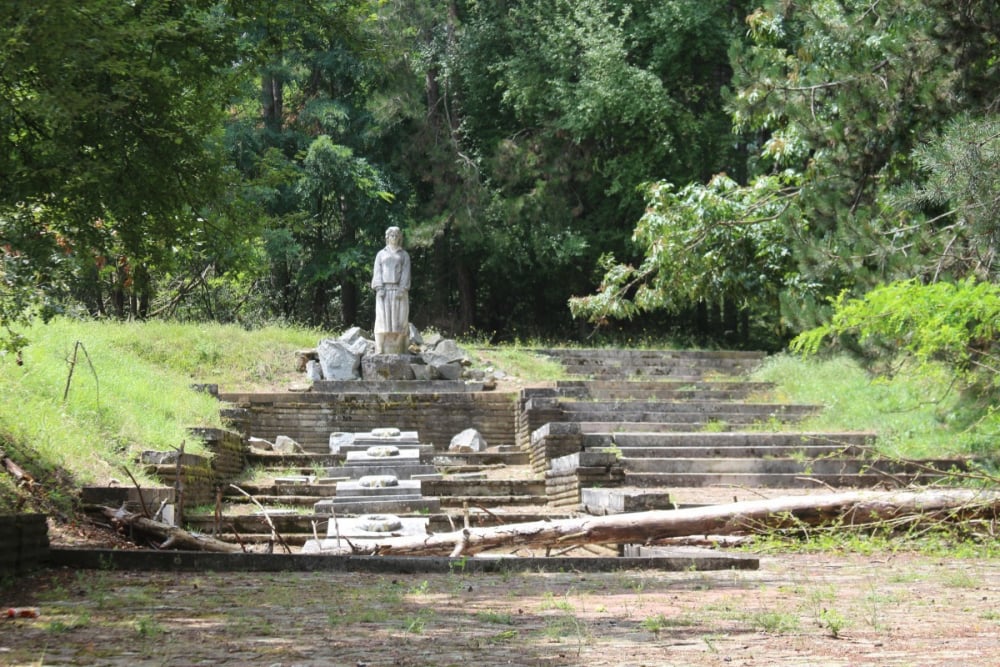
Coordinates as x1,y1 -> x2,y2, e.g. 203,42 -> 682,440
225,483 -> 341,499
432,451 -> 530,466
578,422 -> 747,433
552,400 -> 819,416
185,509 -> 569,536
581,432 -> 876,448
421,478 -> 546,498
622,458 -> 861,475
226,494 -> 337,506
246,452 -> 346,467
537,349 -> 766,360
527,382 -> 775,402
438,495 -> 550,507
314,497 -> 441,514
613,445 -> 858,458
621,457 -> 965,475
622,469 -> 961,488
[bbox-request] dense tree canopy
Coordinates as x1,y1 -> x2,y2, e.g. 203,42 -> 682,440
1,0 -> 997,352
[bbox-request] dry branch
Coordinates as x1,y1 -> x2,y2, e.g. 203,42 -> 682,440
349,488 -> 1000,557
100,506 -> 242,553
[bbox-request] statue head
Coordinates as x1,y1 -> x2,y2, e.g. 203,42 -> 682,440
385,226 -> 402,249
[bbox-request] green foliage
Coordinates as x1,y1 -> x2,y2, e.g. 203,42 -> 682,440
569,171 -> 800,334
885,114 -> 1000,282
792,279 -> 1000,393
0,0 -> 249,326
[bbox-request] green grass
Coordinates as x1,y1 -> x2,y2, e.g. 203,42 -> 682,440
751,353 -> 1000,460
0,317 -> 319,512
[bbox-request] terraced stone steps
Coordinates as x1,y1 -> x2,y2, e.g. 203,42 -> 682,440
535,348 -> 766,379
530,380 -> 776,402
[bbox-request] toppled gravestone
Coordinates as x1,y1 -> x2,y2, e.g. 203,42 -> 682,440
449,428 -> 487,453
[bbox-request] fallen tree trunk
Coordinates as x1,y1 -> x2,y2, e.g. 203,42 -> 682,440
99,506 -> 242,553
352,488 -> 1000,557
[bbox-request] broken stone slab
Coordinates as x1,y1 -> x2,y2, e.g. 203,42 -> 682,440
408,324 -> 423,347
338,326 -> 373,353
449,428 -> 487,453
272,435 -> 305,454
425,338 -> 469,364
294,349 -> 317,372
247,437 -> 273,451
306,360 -> 323,381
549,451 -> 620,475
317,338 -> 362,380
329,432 -> 355,454
581,488 -> 676,515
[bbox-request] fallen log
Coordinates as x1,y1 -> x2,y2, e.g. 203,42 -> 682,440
349,488 -> 1000,557
99,506 -> 242,553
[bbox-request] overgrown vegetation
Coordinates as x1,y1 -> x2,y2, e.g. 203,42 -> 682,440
0,318 -> 318,514
2,318 -> 997,518
752,354 -> 1000,461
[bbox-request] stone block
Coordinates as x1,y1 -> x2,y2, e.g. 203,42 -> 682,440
361,354 -> 417,381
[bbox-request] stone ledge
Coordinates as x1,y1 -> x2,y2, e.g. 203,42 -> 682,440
46,548 -> 758,572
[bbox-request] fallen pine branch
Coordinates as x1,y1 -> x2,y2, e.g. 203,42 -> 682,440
344,488 -> 1000,557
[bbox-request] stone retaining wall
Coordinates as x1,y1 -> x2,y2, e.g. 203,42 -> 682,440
0,514 -> 49,576
218,392 -> 517,453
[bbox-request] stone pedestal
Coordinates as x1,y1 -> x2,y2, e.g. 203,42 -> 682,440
361,354 -> 417,381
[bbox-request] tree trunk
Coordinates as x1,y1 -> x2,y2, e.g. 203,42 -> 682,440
336,489 -> 1000,557
455,259 -> 475,333
261,73 -> 283,133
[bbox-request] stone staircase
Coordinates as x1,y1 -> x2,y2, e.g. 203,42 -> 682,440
169,347 -> 964,547
524,349 -> 964,511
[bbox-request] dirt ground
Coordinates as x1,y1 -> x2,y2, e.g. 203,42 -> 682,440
2,547 -> 999,667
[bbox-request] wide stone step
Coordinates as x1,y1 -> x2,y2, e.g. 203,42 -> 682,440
438,495 -> 550,507
614,445 -> 858,458
421,478 -> 546,498
556,400 -> 818,415
621,457 -> 889,475
557,412 -> 812,426
578,422 -> 746,433
226,483 -> 341,499
526,382 -> 776,401
581,431 -> 876,449
246,452 -> 345,467
623,463 -> 963,487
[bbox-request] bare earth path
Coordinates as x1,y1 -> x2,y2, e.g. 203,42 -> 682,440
2,551 -> 999,666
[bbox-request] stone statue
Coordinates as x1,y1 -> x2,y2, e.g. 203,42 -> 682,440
371,226 -> 410,354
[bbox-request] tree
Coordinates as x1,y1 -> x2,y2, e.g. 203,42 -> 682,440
223,0 -> 401,329
574,0 -> 1000,341
0,0 -> 246,325
398,0 -> 750,335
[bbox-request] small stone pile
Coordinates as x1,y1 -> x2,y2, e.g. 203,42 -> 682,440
296,325 -> 506,386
